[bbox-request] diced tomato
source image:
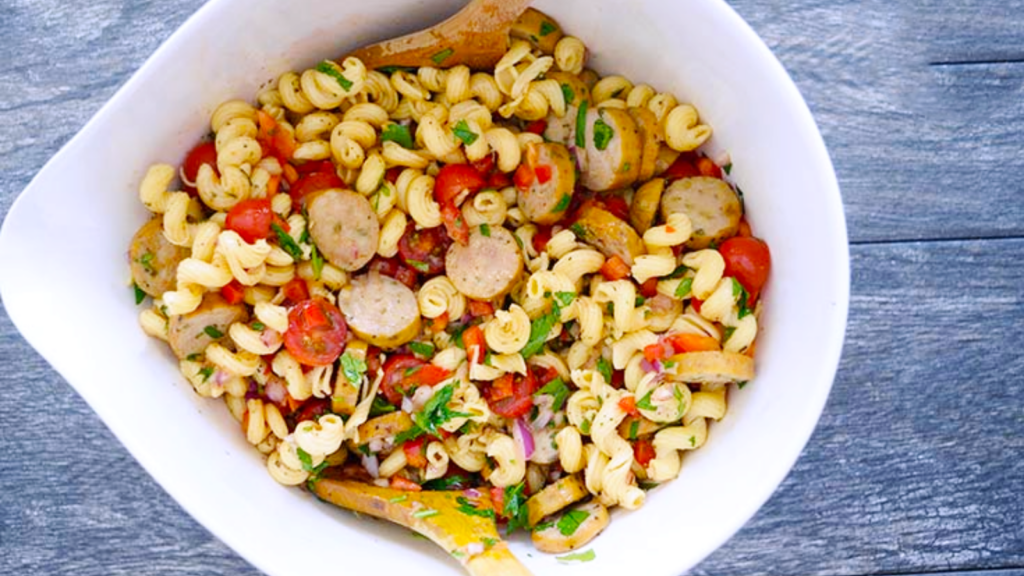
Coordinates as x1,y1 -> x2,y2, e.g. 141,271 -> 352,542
633,438 -> 656,467
282,163 -> 299,185
467,300 -> 494,317
662,152 -> 700,181
427,312 -> 449,333
440,202 -> 470,245
288,170 -> 344,210
599,255 -> 631,281
531,225 -> 553,254
534,164 -> 552,185
719,236 -> 771,303
220,280 -> 245,305
487,170 -> 511,189
462,325 -> 486,364
533,366 -> 561,387
405,364 -> 451,388
611,369 -> 626,389
513,163 -> 535,191
402,437 -> 428,468
398,222 -> 450,275
618,396 -> 641,418
696,156 -> 723,179
380,354 -> 425,405
599,194 -> 630,221
639,277 -> 659,298
257,110 -> 298,162
282,277 -> 310,305
665,333 -> 720,353
471,154 -> 496,178
643,342 -> 672,363
691,298 -> 703,314
487,369 -> 536,419
368,256 -> 418,289
296,160 -> 335,175
181,141 -> 218,195
744,338 -> 757,359
490,486 -> 505,515
737,217 -> 753,238
283,298 -> 347,366
292,398 -> 331,424
225,198 -> 284,244
487,373 -> 515,403
435,164 -> 486,207
525,119 -> 548,135
385,166 -> 404,183
390,476 -> 423,491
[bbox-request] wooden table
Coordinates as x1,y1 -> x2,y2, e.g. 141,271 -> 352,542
1,1 -> 1021,575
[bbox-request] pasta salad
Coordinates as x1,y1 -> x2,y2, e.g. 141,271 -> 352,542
127,7 -> 771,555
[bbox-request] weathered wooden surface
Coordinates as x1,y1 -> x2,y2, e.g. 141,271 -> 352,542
1,1 -> 1023,576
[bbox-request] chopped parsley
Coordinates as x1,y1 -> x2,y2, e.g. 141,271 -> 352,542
574,99 -> 589,148
635,295 -> 646,307
689,435 -> 697,447
552,193 -> 571,213
422,475 -> 471,490
596,356 -> 612,385
340,352 -> 368,384
315,60 -> 353,91
636,389 -> 657,411
452,119 -> 479,145
198,366 -> 214,382
271,223 -> 303,259
673,384 -> 687,413
580,419 -> 591,434
593,117 -> 615,150
522,289 -> 577,357
553,291 -> 575,308
400,384 -> 473,443
133,283 -> 146,305
556,509 -> 590,536
406,259 -> 431,273
369,396 -> 396,417
482,537 -> 498,548
456,496 -> 496,519
723,326 -> 737,342
186,353 -> 202,362
667,264 -> 691,279
738,380 -> 749,390
627,419 -> 640,440
409,341 -> 436,358
381,123 -> 414,149
388,494 -> 409,504
539,21 -> 558,36
560,83 -> 575,105
534,377 -> 570,411
138,252 -> 155,274
311,243 -> 324,281
733,278 -> 753,318
556,549 -> 596,563
621,161 -> 631,174
202,325 -> 224,339
724,162 -> 733,175
376,65 -> 418,74
479,223 -> 491,237
569,222 -> 587,240
251,321 -> 266,331
412,508 -> 440,519
431,48 -> 455,65
675,277 -> 693,299
503,482 -> 530,534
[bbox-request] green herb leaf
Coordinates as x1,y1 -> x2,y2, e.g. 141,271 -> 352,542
133,283 -> 146,305
597,356 -> 612,385
138,252 -> 155,274
479,223 -> 491,237
370,395 -> 397,417
456,496 -> 496,519
554,291 -> 575,308
627,419 -> 640,440
381,123 -> 414,149
724,163 -> 733,175
296,447 -> 314,472
667,264 -> 690,279
556,549 -> 596,563
422,474 -> 470,490
636,389 -> 656,411
574,99 -> 589,148
673,383 -> 687,413
503,482 -> 530,534
521,309 -> 559,358
556,509 -> 591,536
377,65 -> 418,74
723,326 -> 737,342
453,119 -> 479,145
394,425 -> 425,445
412,508 -> 440,519
311,243 -> 324,280
203,325 -> 224,339
570,222 -> 587,239
675,277 -> 693,299
388,494 -> 409,503
534,377 -> 570,411
733,278 -> 753,318
560,83 -> 575,105
737,380 -> 749,390
482,537 -> 498,548
271,223 -> 303,259
635,295 -> 646,307
552,193 -> 571,213
315,60 -> 353,91
341,353 -> 368,384
406,259 -> 431,273
408,341 -> 436,359
186,353 -> 202,362
431,47 -> 454,65
252,321 -> 266,331
414,384 -> 473,438
539,21 -> 558,36
580,419 -> 591,434
593,117 -> 615,150
199,366 -> 214,382
690,435 -> 697,446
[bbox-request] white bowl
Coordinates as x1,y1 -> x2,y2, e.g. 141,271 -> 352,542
0,0 -> 848,574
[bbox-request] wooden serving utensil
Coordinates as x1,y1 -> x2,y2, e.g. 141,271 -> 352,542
312,478 -> 533,576
346,0 -> 534,71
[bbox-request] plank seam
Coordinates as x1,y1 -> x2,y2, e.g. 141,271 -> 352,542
929,57 -> 1024,67
850,234 -> 1024,247
834,566 -> 1024,576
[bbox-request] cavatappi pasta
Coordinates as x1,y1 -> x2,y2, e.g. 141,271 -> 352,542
126,6 -> 771,557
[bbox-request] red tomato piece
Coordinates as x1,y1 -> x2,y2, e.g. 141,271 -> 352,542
490,486 -> 505,516
524,119 -> 548,135
662,152 -> 700,181
390,476 -> 423,491
633,438 -> 656,467
639,277 -> 659,298
220,280 -> 245,305
296,160 -> 335,175
531,225 -> 553,254
471,154 -> 496,178
462,325 -> 486,364
665,333 -> 720,353
283,298 -> 347,366
691,298 -> 703,314
440,202 -> 470,246
181,141 -> 218,194
513,163 -> 535,191
618,396 -> 641,418
405,364 -> 451,388
467,300 -> 494,317
380,354 -> 426,405
489,369 -> 537,419
435,164 -> 486,207
487,170 -> 511,189
426,312 -> 449,333
289,170 -> 344,210
403,437 -> 428,468
398,222 -> 450,275
534,164 -> 552,185
599,255 -> 631,281
385,166 -> 404,184
292,398 -> 331,424
225,198 -> 277,243
696,157 -> 723,179
282,277 -> 310,305
719,236 -> 771,301
599,195 -> 630,221
368,256 -> 419,289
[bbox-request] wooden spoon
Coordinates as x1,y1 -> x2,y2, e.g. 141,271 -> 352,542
312,478 -> 533,576
346,0 -> 534,71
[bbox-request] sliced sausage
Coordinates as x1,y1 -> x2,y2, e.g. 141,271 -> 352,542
129,217 -> 189,297
660,176 -> 742,249
355,411 -> 414,445
578,107 -> 642,192
338,272 -> 421,349
167,293 -> 249,359
307,189 -> 379,271
510,8 -> 564,54
531,500 -> 610,553
543,71 -> 592,145
526,474 -> 588,527
518,142 -> 576,225
571,203 -> 645,265
627,107 -> 661,182
629,178 -> 665,235
445,226 -> 523,300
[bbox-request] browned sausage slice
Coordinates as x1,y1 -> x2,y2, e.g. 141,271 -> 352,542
660,176 -> 742,249
571,203 -> 645,265
518,142 -> 576,225
578,107 -> 642,192
627,106 -> 661,182
629,178 -> 665,235
129,217 -> 189,297
445,226 -> 523,300
307,189 -> 380,272
167,293 -> 249,359
338,272 -> 421,349
510,8 -> 564,54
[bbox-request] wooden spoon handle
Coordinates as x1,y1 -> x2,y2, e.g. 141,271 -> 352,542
465,541 -> 534,576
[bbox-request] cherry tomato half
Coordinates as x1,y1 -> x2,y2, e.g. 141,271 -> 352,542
284,298 -> 347,366
289,170 -> 344,210
226,198 -> 280,244
487,369 -> 537,419
633,438 -> 656,467
380,354 -> 426,405
434,164 -> 486,207
661,152 -> 700,181
368,256 -> 419,289
719,236 -> 772,301
181,141 -> 218,194
398,222 -> 449,276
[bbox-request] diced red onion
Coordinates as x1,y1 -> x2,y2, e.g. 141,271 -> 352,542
264,378 -> 287,404
401,396 -> 414,413
640,359 -> 663,374
362,454 -> 380,479
531,395 -> 555,429
463,488 -> 481,498
513,418 -> 535,460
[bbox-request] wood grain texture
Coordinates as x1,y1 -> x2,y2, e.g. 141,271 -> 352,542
1,1 -> 1023,576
